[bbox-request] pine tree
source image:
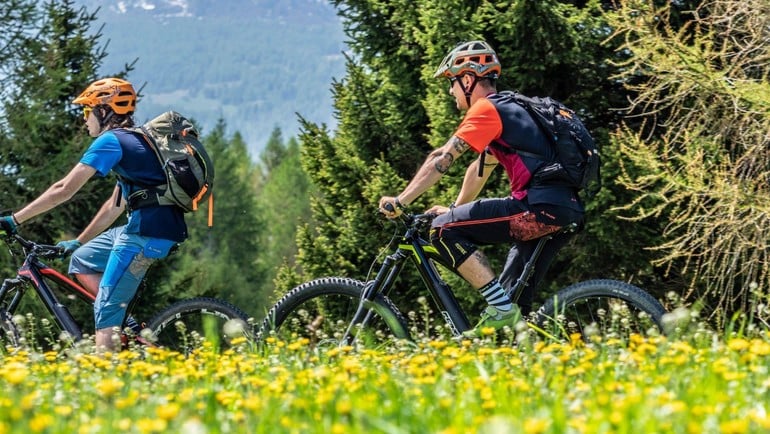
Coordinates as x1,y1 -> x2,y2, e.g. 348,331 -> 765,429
145,120 -> 269,320
0,0 -> 118,274
256,128 -> 315,299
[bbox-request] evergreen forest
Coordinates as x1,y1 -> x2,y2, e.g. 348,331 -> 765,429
1,0 -> 769,332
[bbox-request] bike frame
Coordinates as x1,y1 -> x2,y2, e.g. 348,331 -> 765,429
0,236 -> 95,341
347,214 -> 576,339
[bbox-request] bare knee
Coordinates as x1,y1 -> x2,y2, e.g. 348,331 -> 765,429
74,273 -> 101,297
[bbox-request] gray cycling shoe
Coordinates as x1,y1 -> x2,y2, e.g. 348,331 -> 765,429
462,305 -> 521,338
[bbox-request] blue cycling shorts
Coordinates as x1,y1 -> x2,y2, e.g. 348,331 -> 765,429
69,226 -> 176,329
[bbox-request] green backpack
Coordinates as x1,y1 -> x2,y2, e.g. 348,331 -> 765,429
127,111 -> 215,223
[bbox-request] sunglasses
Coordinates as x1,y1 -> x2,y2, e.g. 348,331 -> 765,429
83,107 -> 92,120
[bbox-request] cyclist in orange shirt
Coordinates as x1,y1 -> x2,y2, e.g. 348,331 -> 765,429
379,41 -> 584,337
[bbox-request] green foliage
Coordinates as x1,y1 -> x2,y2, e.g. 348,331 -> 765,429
0,0 -> 123,277
0,0 -> 37,104
254,128 -> 316,301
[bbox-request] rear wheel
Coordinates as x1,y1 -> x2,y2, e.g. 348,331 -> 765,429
536,279 -> 666,341
146,297 -> 251,354
258,277 -> 409,349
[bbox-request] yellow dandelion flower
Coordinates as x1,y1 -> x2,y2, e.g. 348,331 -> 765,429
28,414 -> 54,433
442,359 -> 457,370
480,326 -> 495,336
719,419 -> 749,434
722,371 -> 747,381
523,417 -> 549,434
243,394 -> 262,411
95,378 -> 124,398
230,336 -> 248,346
2,362 -> 28,385
156,403 -> 181,421
43,351 -> 58,362
54,405 -> 73,416
136,417 -> 167,433
215,390 -> 239,406
728,339 -> 750,352
429,340 -> 448,350
566,366 -> 585,376
750,339 -> 770,356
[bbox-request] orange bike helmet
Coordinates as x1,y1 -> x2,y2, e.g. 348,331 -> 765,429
73,78 -> 136,115
434,40 -> 501,79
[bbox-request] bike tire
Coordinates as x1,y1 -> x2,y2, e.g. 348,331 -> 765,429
536,279 -> 666,341
258,277 -> 410,348
146,297 -> 251,354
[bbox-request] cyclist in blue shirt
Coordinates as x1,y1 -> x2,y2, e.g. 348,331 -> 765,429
0,78 -> 187,352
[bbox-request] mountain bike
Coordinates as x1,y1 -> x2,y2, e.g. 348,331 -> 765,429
0,233 -> 251,353
258,212 -> 667,347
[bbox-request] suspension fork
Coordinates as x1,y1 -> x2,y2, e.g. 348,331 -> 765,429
0,276 -> 26,313
341,249 -> 408,344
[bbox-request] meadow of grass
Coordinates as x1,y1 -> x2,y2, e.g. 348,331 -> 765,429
0,315 -> 769,434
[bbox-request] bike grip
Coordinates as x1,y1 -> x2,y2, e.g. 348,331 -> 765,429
383,202 -> 395,213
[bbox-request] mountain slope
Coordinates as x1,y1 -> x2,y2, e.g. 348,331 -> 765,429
74,0 -> 347,156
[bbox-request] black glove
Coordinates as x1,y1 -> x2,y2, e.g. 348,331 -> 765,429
0,215 -> 18,235
56,239 -> 82,256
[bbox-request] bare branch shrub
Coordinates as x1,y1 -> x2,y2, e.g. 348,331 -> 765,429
609,0 -> 770,323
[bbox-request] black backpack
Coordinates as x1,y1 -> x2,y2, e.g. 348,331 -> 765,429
493,91 -> 601,196
125,111 -> 215,225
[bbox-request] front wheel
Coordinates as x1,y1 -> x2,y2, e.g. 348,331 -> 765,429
536,279 -> 666,341
258,277 -> 409,348
145,297 -> 251,354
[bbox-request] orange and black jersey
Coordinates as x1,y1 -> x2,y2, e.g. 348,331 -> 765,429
452,93 -> 583,212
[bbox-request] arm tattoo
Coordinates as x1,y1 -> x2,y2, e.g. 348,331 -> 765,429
451,136 -> 470,153
434,153 -> 454,174
433,137 -> 469,174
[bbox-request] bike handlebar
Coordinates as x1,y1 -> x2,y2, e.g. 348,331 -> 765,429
381,203 -> 437,232
4,233 -> 65,259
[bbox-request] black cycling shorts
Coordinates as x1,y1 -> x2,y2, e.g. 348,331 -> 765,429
429,197 -> 582,269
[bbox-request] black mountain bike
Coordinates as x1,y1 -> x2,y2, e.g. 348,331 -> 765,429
259,212 -> 666,347
0,233 -> 251,353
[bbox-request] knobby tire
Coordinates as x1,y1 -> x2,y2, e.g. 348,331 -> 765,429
146,297 -> 251,353
258,277 -> 409,348
536,279 -> 666,340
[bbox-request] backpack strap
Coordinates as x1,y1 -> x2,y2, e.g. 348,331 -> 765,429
479,139 -> 551,177
126,188 -> 165,212
492,138 -> 550,160
121,129 -> 174,212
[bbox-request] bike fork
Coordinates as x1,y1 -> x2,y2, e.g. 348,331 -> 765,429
340,252 -> 403,346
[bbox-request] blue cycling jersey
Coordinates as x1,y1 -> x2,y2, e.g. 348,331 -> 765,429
81,129 -> 188,242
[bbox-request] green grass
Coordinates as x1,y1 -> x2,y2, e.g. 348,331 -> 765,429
0,315 -> 769,433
